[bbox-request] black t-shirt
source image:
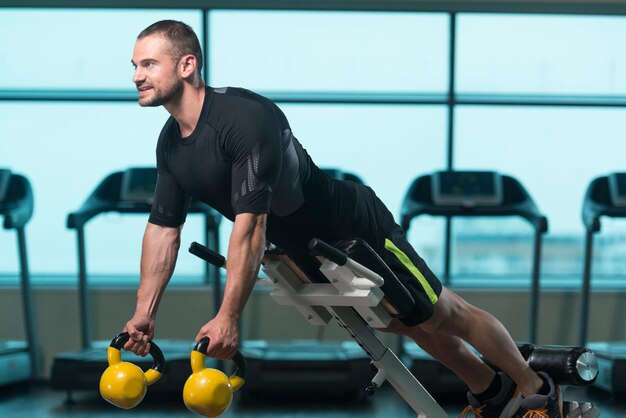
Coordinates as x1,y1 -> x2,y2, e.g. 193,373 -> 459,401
149,87 -> 393,268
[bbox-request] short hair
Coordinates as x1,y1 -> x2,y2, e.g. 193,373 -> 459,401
137,20 -> 203,73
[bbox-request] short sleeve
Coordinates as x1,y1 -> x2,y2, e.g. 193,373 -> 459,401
148,131 -> 190,227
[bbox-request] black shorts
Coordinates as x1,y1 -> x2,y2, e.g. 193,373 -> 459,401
271,181 -> 443,327
378,226 -> 443,326
358,185 -> 443,327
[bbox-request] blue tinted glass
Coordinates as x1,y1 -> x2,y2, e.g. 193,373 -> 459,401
0,9 -> 202,89
457,14 -> 626,95
209,11 -> 449,93
451,218 -> 534,279
0,102 -> 204,280
455,106 -> 626,278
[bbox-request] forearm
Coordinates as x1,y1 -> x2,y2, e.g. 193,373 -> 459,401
219,213 -> 266,320
135,222 -> 182,319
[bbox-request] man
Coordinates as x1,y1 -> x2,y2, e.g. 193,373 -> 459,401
125,20 -> 562,418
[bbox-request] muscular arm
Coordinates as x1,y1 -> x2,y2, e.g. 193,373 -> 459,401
196,212 -> 266,359
220,213 -> 267,320
135,222 -> 183,318
124,222 -> 182,355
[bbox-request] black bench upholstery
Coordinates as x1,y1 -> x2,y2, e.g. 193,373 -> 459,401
333,239 -> 417,321
265,238 -> 417,321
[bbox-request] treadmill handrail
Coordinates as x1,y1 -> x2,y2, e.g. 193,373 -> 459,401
1,174 -> 34,230
582,176 -> 626,233
0,171 -> 38,378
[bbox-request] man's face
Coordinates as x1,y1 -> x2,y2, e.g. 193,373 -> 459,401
131,35 -> 183,107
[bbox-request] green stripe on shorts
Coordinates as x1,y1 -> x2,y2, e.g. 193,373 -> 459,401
384,238 -> 438,304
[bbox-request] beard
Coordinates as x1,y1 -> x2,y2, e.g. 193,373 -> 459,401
138,77 -> 184,107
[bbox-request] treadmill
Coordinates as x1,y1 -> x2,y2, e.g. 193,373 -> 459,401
0,169 -> 38,385
580,173 -> 626,395
237,168 -> 373,400
398,170 -> 548,395
50,167 -> 222,400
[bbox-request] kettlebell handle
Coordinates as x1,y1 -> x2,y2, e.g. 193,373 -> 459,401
194,337 -> 247,381
110,332 -> 165,374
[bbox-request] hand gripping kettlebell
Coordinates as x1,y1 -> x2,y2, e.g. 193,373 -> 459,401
183,337 -> 247,417
99,332 -> 165,409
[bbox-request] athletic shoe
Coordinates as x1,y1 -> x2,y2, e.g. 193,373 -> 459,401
513,371 -> 563,418
460,372 -> 523,418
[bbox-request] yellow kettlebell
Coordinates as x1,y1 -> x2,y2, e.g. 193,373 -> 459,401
183,337 -> 247,417
99,332 -> 165,409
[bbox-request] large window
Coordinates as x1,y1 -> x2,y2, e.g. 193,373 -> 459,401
1,8 -> 626,289
0,9 -> 204,283
209,11 -> 449,93
456,14 -> 626,95
0,102 -> 205,281
0,9 -> 203,90
0,9 -> 449,284
452,14 -> 626,286
454,106 -> 626,282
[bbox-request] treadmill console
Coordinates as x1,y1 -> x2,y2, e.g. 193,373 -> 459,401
0,168 -> 11,203
120,167 -> 157,204
431,170 -> 503,207
608,172 -> 626,207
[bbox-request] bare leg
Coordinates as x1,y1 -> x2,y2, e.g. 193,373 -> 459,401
383,287 -> 543,396
383,319 -> 496,393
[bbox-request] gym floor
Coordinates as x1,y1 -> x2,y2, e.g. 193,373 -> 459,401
1,383 -> 625,417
